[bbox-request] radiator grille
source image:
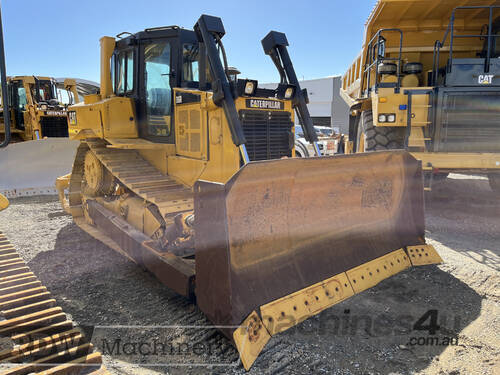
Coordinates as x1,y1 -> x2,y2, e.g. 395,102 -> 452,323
437,91 -> 500,152
239,110 -> 293,161
176,108 -> 202,157
40,116 -> 69,137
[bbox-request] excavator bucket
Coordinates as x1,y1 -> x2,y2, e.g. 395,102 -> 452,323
0,139 -> 79,198
194,150 -> 442,370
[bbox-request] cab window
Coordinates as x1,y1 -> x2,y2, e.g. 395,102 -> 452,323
115,50 -> 134,94
37,81 -> 55,101
183,43 -> 199,83
111,55 -> 115,92
17,87 -> 27,110
126,53 -> 134,91
144,41 -> 172,137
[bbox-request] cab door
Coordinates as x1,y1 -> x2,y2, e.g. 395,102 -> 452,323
9,82 -> 26,130
138,38 -> 178,143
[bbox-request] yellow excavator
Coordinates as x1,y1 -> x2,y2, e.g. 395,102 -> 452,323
57,15 -> 442,370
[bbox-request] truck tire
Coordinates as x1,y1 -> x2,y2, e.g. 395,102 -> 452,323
488,174 -> 500,193
295,142 -> 308,158
356,110 -> 405,152
432,173 -> 449,182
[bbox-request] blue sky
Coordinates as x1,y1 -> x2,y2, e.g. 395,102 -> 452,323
2,0 -> 373,83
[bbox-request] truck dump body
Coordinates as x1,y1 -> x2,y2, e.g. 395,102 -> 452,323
341,0 -> 500,189
342,0 -> 498,101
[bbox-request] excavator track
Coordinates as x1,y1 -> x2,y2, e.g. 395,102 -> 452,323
0,231 -> 110,375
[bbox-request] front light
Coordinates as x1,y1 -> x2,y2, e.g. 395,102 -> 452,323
41,104 -> 47,110
284,87 -> 294,99
387,114 -> 396,122
244,81 -> 255,95
378,114 -> 387,123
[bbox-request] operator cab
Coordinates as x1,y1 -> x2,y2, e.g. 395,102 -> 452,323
110,23 -> 301,162
437,7 -> 500,87
110,26 -> 201,143
480,16 -> 500,58
32,79 -> 58,104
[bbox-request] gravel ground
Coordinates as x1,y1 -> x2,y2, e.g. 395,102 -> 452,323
0,174 -> 498,375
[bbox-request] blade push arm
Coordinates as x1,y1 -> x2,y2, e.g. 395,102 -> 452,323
261,31 -> 320,156
194,15 -> 249,163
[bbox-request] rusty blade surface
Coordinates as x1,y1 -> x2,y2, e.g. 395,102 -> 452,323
194,151 -> 425,332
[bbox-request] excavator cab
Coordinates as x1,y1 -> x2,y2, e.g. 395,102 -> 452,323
59,15 -> 442,370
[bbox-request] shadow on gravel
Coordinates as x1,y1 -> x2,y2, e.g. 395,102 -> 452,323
26,220 -> 483,375
261,265 -> 484,375
425,176 -> 500,271
28,223 -> 235,375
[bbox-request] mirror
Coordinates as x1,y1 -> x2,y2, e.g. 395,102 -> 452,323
377,37 -> 386,59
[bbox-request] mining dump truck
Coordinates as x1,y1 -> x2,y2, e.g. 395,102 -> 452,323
341,0 -> 500,192
57,15 -> 441,370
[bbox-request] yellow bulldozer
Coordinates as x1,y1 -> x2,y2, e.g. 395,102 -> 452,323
57,15 -> 441,370
0,6 -> 98,198
0,76 -> 79,141
341,0 -> 500,192
0,193 -> 7,211
0,76 -> 83,197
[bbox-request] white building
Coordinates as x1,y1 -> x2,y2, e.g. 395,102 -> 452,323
261,76 -> 349,134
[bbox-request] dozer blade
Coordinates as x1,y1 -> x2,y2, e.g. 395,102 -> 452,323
194,150 -> 441,370
0,139 -> 79,198
0,193 -> 8,211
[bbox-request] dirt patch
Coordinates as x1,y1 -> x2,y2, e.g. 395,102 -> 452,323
0,175 -> 498,374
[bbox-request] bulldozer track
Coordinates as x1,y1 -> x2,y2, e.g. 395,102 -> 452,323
0,231 -> 110,375
63,140 -> 198,290
66,139 -> 195,248
85,140 -> 194,220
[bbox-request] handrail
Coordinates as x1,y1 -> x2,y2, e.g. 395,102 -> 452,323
432,5 -> 500,83
362,28 -> 403,98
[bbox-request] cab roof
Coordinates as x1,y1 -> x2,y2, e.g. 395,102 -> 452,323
9,76 -> 54,82
114,25 -> 198,49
